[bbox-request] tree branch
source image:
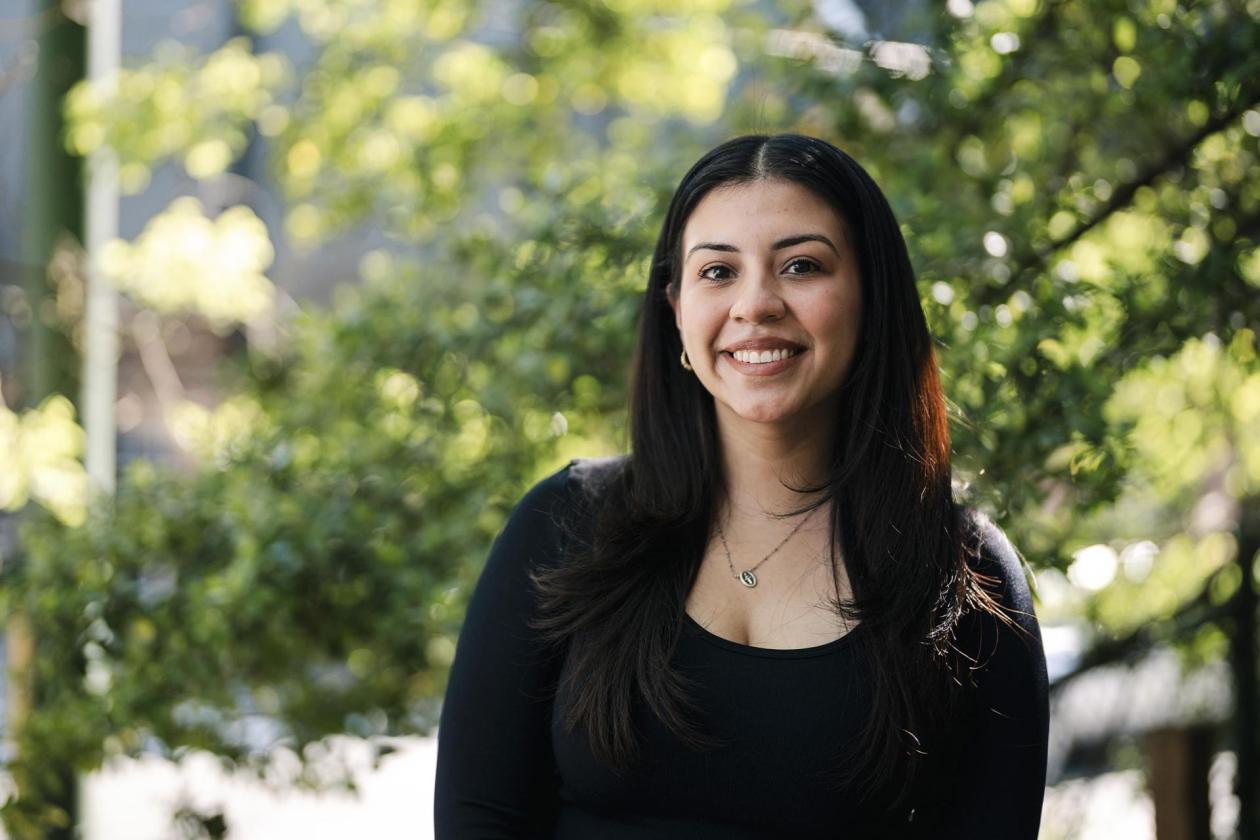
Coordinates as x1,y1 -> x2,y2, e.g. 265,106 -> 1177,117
978,87 -> 1260,307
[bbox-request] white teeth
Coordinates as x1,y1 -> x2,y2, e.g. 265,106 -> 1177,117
732,348 -> 798,364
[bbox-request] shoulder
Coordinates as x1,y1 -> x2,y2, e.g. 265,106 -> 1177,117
949,508 -> 1048,729
952,506 -> 1045,678
513,461 -> 575,514
504,455 -> 629,548
567,454 -> 630,501
955,505 -> 1036,620
513,454 -> 628,513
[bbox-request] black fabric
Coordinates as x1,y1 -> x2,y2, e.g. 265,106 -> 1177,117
434,459 -> 1049,839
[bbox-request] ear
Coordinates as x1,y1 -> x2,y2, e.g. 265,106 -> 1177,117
667,285 -> 682,332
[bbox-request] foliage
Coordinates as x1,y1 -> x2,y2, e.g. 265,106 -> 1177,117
0,387 -> 87,526
5,0 -> 1260,833
65,37 -> 290,191
100,197 -> 276,332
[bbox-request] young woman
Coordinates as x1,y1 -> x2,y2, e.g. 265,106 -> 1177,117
434,134 -> 1049,838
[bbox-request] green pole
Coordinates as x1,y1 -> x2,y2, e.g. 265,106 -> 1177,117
11,4 -> 86,839
20,0 -> 85,411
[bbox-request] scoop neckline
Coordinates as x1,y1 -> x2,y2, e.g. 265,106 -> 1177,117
682,611 -> 864,659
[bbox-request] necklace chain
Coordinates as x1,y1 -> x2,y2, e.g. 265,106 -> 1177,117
715,505 -> 817,589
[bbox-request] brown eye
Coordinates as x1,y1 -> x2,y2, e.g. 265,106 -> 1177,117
785,258 -> 821,275
699,264 -> 733,282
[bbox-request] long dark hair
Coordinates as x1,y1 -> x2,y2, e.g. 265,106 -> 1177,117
528,133 -> 1010,816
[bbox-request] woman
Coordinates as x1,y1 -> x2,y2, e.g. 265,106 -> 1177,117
434,134 -> 1049,838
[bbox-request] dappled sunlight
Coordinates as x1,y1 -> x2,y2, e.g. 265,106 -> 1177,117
1107,331 -> 1260,494
0,389 -> 88,526
100,197 -> 275,333
166,395 -> 271,465
64,38 -> 289,190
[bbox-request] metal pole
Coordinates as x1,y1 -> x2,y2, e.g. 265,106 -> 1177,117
81,0 -> 121,496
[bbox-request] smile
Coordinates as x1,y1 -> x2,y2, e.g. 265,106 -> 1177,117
730,347 -> 800,364
722,347 -> 805,375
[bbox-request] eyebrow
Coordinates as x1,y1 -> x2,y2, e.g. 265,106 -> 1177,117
684,233 -> 840,261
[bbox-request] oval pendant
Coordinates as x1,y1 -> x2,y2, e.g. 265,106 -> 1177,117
738,570 -> 758,588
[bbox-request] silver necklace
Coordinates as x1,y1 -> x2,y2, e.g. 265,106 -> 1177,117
714,506 -> 817,588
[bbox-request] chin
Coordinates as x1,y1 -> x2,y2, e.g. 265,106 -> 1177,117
727,401 -> 799,425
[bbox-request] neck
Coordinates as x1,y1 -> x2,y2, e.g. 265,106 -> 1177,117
715,402 -> 836,522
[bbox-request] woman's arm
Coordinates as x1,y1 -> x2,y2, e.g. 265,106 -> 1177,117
942,512 -> 1051,839
433,465 -> 573,839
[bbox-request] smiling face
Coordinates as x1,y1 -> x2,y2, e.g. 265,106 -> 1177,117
669,178 -> 863,434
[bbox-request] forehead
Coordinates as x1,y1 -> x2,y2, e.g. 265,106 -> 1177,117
681,179 -> 850,252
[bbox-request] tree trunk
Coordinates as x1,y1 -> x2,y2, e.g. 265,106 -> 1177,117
1145,725 -> 1213,840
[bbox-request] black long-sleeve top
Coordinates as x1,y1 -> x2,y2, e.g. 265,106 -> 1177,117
434,458 -> 1049,838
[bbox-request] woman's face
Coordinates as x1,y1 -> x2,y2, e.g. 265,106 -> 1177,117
670,178 -> 863,432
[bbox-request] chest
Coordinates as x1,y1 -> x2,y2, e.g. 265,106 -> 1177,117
683,528 -> 856,649
551,612 -> 881,836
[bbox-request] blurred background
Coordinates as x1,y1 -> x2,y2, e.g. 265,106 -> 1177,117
0,0 -> 1257,837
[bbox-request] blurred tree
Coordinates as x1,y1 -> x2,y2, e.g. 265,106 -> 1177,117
3,0 -> 1259,835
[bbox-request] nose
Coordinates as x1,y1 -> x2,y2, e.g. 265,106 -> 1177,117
729,271 -> 786,323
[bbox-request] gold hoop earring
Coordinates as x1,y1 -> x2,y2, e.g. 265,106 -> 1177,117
680,349 -> 693,371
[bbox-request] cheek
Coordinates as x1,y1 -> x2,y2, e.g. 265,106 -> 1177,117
678,294 -> 721,337
805,289 -> 857,330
